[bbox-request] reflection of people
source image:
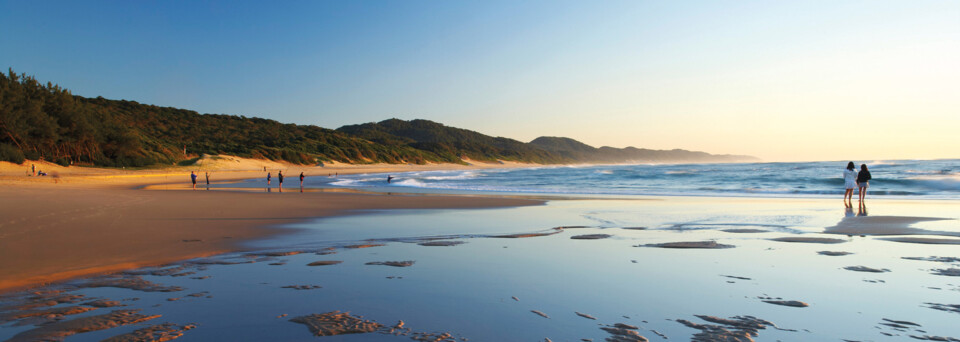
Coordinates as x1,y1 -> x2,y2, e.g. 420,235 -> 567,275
857,164 -> 871,204
844,206 -> 854,218
843,162 -> 857,208
387,175 -> 394,183
857,205 -> 868,217
191,171 -> 197,190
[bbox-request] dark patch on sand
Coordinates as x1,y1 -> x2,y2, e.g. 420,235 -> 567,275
366,261 -> 415,267
909,335 -> 960,341
101,322 -> 197,342
0,292 -> 86,313
290,311 -> 382,336
124,266 -> 189,277
903,256 -> 960,263
189,258 -> 255,265
344,244 -> 386,249
924,303 -> 960,315
667,223 -> 791,232
257,251 -> 304,257
879,237 -> 960,245
575,312 -> 597,320
762,300 -> 808,308
491,228 -> 563,239
307,260 -> 343,266
722,229 -> 769,233
621,227 -> 647,230
843,266 -> 890,273
418,240 -> 466,247
84,299 -> 124,308
6,309 -> 161,342
531,310 -> 549,318
290,311 -> 461,340
557,225 -> 592,229
78,276 -> 184,292
316,247 -> 337,255
642,241 -> 734,249
0,306 -> 96,325
880,318 -> 921,329
282,285 -> 322,290
600,323 -> 648,341
722,275 -> 751,280
571,234 -> 612,240
676,315 -> 785,342
770,237 -> 846,244
818,251 -> 853,256
932,268 -> 960,277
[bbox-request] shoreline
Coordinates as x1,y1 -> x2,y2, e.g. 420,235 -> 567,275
3,157 -> 960,294
0,158 -> 549,293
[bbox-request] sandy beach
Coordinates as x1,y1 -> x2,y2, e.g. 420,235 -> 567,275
2,159 -> 960,341
0,157 -> 542,293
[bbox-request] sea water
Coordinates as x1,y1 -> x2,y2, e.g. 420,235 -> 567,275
287,159 -> 960,199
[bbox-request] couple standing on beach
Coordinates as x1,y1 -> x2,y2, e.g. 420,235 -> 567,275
843,162 -> 871,208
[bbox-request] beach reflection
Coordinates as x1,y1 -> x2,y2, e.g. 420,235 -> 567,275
2,198 -> 959,341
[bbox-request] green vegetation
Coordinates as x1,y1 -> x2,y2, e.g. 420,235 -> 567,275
337,119 -> 567,164
0,69 -> 442,166
1,69 -> 756,167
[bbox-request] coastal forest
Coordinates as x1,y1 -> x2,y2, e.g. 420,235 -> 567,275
0,69 -> 757,167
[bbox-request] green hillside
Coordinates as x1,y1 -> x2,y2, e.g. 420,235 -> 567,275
337,119 -> 567,164
1,69 -> 757,167
0,70 -> 441,167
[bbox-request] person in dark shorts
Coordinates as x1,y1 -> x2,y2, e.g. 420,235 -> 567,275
278,170 -> 284,190
299,172 -> 305,187
857,164 -> 872,204
267,172 -> 271,185
205,172 -> 210,189
387,175 -> 394,183
191,171 -> 197,190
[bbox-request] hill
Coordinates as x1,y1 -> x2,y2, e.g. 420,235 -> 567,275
1,69 -> 758,167
337,119 -> 565,164
529,136 -> 758,164
0,70 -> 443,167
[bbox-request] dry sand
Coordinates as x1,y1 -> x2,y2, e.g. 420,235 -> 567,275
0,157 -> 543,293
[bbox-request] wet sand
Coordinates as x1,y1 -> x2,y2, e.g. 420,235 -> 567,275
2,197 -> 960,341
0,185 -> 541,292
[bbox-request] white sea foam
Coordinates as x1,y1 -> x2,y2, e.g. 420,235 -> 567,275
421,171 -> 479,180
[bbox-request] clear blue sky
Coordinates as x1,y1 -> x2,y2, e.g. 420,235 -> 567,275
2,1 -> 958,161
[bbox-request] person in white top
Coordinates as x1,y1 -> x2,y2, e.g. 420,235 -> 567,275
842,162 -> 858,208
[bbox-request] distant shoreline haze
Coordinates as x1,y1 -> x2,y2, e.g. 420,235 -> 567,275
0,70 -> 758,167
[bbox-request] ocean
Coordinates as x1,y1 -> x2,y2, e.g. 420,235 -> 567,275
323,159 -> 960,199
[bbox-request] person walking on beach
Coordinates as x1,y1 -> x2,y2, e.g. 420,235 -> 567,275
857,164 -> 872,204
205,172 -> 210,189
191,171 -> 198,190
267,172 -> 272,185
299,172 -> 304,187
31,164 -> 35,176
843,162 -> 857,208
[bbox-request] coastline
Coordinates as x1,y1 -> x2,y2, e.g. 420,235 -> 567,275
0,158 -> 546,293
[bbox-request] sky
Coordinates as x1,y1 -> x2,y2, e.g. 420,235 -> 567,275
1,0 -> 958,162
